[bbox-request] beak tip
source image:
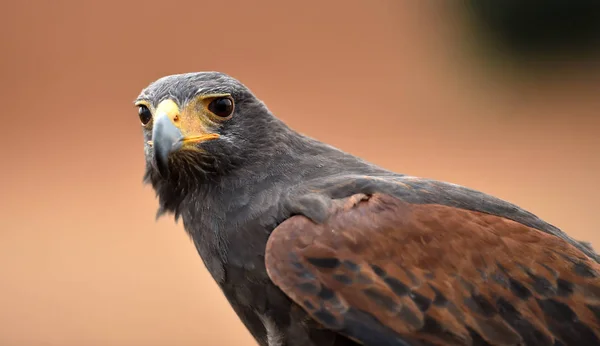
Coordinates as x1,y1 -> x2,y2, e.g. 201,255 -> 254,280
155,140 -> 182,178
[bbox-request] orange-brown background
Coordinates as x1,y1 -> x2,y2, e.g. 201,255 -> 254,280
1,1 -> 599,345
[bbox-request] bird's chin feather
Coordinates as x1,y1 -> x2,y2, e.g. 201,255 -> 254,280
142,147 -> 236,222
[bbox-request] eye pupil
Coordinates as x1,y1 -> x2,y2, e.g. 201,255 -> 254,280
208,97 -> 234,118
138,105 -> 152,125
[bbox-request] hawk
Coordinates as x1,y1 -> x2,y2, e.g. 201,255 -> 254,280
134,72 -> 600,346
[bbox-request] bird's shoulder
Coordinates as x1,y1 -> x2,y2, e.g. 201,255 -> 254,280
282,173 -> 595,258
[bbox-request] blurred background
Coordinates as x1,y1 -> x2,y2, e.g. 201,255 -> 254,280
1,1 -> 599,345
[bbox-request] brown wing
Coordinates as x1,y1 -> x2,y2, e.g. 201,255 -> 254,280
265,193 -> 600,346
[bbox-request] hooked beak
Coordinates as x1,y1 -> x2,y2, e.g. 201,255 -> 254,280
152,112 -> 184,177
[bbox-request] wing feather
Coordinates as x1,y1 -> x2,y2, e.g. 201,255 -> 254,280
265,193 -> 600,345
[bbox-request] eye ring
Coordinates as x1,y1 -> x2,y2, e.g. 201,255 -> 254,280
138,105 -> 152,125
207,96 -> 234,119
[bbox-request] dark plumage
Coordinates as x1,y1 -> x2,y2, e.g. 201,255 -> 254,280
134,72 -> 600,346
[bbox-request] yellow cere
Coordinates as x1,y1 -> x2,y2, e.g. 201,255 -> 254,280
155,99 -> 181,127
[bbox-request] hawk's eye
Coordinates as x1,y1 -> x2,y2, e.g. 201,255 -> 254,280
207,97 -> 234,118
138,105 -> 152,125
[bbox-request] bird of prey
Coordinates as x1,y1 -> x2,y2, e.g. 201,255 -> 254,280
134,72 -> 600,346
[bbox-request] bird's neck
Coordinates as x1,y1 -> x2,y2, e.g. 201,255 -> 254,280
149,117 -> 387,223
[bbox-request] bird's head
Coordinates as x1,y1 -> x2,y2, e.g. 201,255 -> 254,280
134,72 -> 277,185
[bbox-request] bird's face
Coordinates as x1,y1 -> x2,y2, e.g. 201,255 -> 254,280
135,91 -> 233,177
134,72 -> 263,181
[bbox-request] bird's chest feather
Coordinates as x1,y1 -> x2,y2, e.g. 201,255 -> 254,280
177,188 -> 345,346
180,188 -> 286,281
